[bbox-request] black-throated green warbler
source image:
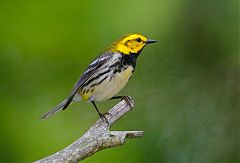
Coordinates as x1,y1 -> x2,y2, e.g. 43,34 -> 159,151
41,34 -> 157,122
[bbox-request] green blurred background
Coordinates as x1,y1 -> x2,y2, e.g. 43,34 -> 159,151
0,0 -> 239,162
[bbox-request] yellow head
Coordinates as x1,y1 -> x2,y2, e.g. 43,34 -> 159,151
109,34 -> 157,55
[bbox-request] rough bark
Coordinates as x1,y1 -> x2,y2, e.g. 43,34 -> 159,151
34,98 -> 143,163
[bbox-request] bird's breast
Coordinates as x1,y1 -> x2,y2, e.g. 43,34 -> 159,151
89,65 -> 134,101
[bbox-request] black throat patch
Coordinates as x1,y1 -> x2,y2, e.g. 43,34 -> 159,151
121,53 -> 139,69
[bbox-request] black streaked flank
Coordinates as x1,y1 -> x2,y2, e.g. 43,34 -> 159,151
109,61 -> 121,69
82,53 -> 139,93
90,88 -> 95,93
96,76 -> 108,86
83,69 -> 111,87
88,75 -> 110,88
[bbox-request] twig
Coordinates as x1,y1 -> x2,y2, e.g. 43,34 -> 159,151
34,98 -> 144,163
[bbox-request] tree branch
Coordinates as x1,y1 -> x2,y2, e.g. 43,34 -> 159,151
34,98 -> 143,163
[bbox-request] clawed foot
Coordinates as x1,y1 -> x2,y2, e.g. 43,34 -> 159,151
121,96 -> 133,110
99,112 -> 111,125
110,96 -> 134,110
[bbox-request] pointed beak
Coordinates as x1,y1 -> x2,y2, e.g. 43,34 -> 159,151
146,39 -> 158,44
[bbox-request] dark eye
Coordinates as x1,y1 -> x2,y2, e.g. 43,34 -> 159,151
136,38 -> 141,42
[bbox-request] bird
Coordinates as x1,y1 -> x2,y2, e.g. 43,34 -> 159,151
40,33 -> 157,122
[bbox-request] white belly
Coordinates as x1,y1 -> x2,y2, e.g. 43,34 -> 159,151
91,66 -> 134,101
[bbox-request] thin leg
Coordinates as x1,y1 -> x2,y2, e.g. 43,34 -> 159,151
109,96 -> 133,109
91,101 -> 101,115
91,101 -> 109,124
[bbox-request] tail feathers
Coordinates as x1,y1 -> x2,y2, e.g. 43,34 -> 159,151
62,96 -> 74,110
40,99 -> 68,119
